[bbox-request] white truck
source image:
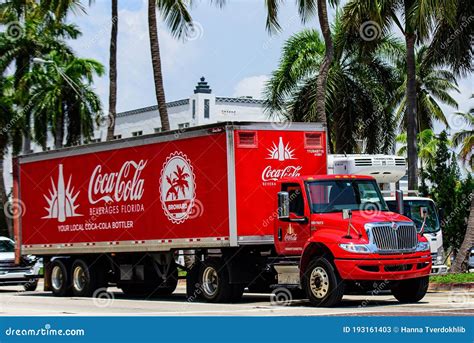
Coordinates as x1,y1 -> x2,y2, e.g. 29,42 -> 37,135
328,154 -> 448,274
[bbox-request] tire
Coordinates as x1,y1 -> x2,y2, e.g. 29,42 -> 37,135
71,259 -> 101,297
198,258 -> 233,303
50,259 -> 71,297
391,276 -> 429,303
24,279 -> 38,292
303,257 -> 344,307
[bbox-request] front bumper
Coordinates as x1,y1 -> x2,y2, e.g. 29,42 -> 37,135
0,263 -> 41,285
334,253 -> 432,280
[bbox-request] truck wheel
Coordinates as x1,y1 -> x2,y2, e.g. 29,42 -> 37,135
71,259 -> 99,297
199,258 -> 233,303
303,257 -> 344,307
391,276 -> 429,303
50,259 -> 71,297
24,279 -> 38,292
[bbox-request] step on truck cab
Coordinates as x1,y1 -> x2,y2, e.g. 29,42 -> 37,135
13,122 -> 431,306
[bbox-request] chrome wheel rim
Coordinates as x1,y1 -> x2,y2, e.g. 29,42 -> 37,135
73,265 -> 87,292
51,265 -> 64,291
202,266 -> 219,297
309,266 -> 330,298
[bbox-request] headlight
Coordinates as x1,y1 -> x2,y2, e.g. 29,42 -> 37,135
339,243 -> 371,253
416,242 -> 430,252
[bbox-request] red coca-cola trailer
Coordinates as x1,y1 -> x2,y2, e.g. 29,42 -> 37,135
14,122 -> 431,306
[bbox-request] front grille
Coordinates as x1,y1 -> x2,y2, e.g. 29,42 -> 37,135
370,223 -> 417,252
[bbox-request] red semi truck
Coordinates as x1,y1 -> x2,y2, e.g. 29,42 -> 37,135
13,122 -> 432,306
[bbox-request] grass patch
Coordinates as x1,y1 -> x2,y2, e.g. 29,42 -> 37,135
430,273 -> 474,284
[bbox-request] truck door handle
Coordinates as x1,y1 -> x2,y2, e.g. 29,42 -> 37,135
278,227 -> 282,241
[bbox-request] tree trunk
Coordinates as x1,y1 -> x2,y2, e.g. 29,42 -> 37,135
148,0 -> 170,131
405,33 -> 418,190
54,104 -> 65,149
106,0 -> 118,141
451,193 -> 474,273
315,0 -> 333,125
0,152 -> 12,238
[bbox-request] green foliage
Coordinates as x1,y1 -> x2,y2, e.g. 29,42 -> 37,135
265,15 -> 400,154
430,273 -> 474,284
425,131 -> 474,252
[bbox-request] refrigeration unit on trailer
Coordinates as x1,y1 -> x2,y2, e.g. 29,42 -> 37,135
14,122 -> 431,306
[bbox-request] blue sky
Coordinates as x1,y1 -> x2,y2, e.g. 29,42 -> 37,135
68,0 -> 472,133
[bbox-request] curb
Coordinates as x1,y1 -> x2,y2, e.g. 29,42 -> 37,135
428,282 -> 474,292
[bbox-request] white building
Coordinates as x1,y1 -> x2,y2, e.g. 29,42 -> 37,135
94,77 -> 271,141
4,77 -> 272,191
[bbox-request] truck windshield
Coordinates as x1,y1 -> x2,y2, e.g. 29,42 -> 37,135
0,240 -> 14,253
386,199 -> 440,233
306,179 -> 388,213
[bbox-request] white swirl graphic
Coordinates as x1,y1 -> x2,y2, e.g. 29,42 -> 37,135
359,21 -> 381,41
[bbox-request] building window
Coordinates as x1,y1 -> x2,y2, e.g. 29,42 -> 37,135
90,138 -> 101,143
192,100 -> 196,119
154,128 -> 162,133
132,131 -> 143,137
178,123 -> 190,129
204,99 -> 210,119
113,134 -> 122,140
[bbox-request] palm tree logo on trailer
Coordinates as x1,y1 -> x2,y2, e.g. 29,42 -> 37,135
43,164 -> 82,222
160,152 -> 196,224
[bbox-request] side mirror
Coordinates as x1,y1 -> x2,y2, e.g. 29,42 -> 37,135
438,207 -> 444,221
277,191 -> 290,219
342,209 -> 352,220
395,190 -> 404,215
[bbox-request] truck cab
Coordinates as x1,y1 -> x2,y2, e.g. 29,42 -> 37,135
385,196 -> 448,274
272,175 -> 432,306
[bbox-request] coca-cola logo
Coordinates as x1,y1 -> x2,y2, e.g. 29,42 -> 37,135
262,166 -> 302,182
88,160 -> 147,204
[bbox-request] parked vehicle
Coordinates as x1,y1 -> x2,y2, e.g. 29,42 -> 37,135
13,123 -> 431,306
469,247 -> 474,270
0,237 -> 41,291
328,154 -> 448,274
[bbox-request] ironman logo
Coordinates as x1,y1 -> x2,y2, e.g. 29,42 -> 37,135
160,152 -> 196,224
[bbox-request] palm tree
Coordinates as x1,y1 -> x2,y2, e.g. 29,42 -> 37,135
394,45 -> 459,132
452,107 -> 474,169
0,1 -> 81,153
24,53 -> 104,149
265,20 -> 399,154
341,0 -> 457,190
0,76 -> 15,237
396,129 -> 440,169
426,0 -> 473,77
106,0 -> 118,141
265,0 -> 338,125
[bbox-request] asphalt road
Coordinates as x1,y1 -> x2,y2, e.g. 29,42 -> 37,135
0,281 -> 472,316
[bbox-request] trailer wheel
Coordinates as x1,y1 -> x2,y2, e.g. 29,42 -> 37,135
391,276 -> 429,303
303,257 -> 344,307
71,259 -> 100,297
199,258 -> 233,303
50,259 -> 71,297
